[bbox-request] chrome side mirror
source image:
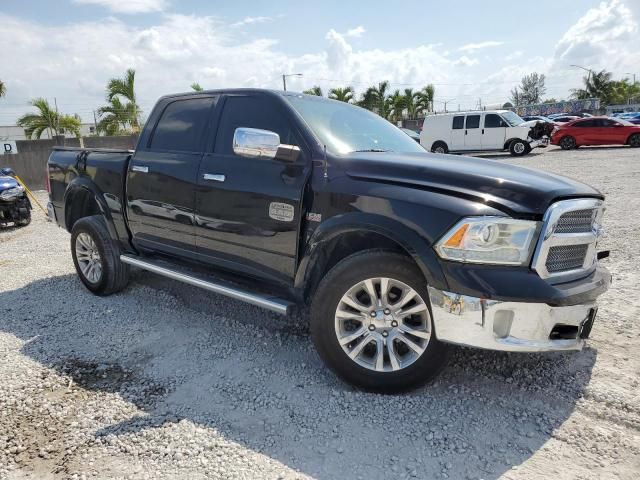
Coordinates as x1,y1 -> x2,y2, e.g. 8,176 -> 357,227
233,127 -> 300,162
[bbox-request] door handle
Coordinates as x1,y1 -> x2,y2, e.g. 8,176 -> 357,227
465,130 -> 468,135
482,129 -> 485,134
203,173 -> 225,182
132,165 -> 149,173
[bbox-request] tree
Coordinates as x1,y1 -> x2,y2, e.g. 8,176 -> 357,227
511,73 -> 546,106
571,69 -> 613,104
414,85 -> 435,115
0,79 -> 5,98
17,98 -> 82,140
191,82 -> 203,92
99,68 -> 141,133
303,86 -> 323,96
608,79 -> 640,105
359,81 -> 391,118
403,88 -> 419,119
542,98 -> 558,104
328,86 -> 355,103
388,89 -> 406,122
97,97 -> 138,136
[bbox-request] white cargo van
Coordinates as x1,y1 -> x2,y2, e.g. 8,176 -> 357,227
420,110 -> 548,156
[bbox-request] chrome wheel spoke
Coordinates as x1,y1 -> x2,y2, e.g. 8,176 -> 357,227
362,279 -> 378,306
379,277 -> 390,304
341,295 -> 369,314
397,302 -> 428,318
75,233 -> 102,283
336,309 -> 366,321
388,342 -> 401,371
348,335 -> 371,360
398,323 -> 430,339
395,332 -> 426,355
373,337 -> 385,371
396,287 -> 418,309
338,327 -> 368,346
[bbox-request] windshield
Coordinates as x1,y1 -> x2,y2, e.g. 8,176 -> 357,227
285,95 -> 425,154
500,111 -> 525,126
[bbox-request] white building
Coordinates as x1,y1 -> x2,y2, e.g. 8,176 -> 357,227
0,123 -> 96,141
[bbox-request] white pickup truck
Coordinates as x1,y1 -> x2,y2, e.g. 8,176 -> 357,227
420,110 -> 550,156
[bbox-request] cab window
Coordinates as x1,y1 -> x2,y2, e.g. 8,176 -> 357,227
465,115 -> 480,129
484,114 -> 506,128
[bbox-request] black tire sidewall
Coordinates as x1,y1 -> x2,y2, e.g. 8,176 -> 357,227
431,142 -> 448,154
560,136 -> 575,150
311,251 -> 449,393
510,140 -> 528,156
629,134 -> 640,147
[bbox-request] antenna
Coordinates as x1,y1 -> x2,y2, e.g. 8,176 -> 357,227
323,145 -> 328,180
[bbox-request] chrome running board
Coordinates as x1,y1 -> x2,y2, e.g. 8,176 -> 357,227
120,255 -> 292,315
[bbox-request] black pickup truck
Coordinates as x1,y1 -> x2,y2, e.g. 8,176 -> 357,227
47,89 -> 611,392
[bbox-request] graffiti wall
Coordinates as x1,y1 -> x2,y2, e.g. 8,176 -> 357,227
516,98 -> 600,116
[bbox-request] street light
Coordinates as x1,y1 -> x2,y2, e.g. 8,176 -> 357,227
626,72 -> 637,84
570,64 -> 593,83
282,73 -> 303,91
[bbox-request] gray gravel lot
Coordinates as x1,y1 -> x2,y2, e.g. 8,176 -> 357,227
1,146 -> 639,479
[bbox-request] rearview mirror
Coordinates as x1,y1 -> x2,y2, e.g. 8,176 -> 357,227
233,127 -> 300,162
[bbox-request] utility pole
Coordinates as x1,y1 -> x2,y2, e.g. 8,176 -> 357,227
54,97 -> 60,143
282,73 -> 303,91
93,110 -> 99,135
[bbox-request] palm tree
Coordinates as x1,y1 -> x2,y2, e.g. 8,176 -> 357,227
328,86 -> 355,103
415,85 -> 435,115
191,82 -> 203,92
403,88 -> 419,119
388,90 -> 406,122
17,98 -> 82,140
99,68 -> 141,133
97,97 -> 137,136
571,70 -> 613,104
0,79 -> 6,98
359,81 -> 391,118
303,86 -> 323,96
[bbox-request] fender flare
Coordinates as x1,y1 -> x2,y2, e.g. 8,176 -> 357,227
294,212 -> 448,295
63,177 -> 119,242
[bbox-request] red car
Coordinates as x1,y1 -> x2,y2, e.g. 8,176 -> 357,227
551,116 -> 640,149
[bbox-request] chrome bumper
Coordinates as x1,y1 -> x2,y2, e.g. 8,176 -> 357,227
428,287 -> 596,352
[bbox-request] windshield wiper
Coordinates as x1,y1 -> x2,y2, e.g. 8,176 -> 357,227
352,149 -> 390,153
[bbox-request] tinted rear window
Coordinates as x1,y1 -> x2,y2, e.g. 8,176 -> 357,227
452,116 -> 464,129
466,115 -> 480,129
574,119 -> 596,128
150,97 -> 216,152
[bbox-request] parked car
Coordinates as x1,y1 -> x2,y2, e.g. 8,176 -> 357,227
399,127 -> 421,142
552,115 -> 580,123
420,110 -> 549,156
47,89 -> 611,392
551,117 -> 640,149
522,115 -> 554,123
0,167 -> 31,227
617,112 -> 640,125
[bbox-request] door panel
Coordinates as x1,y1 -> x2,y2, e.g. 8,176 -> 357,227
450,115 -> 465,150
126,96 -> 216,257
464,114 -> 482,149
194,95 -> 311,283
482,113 -> 506,149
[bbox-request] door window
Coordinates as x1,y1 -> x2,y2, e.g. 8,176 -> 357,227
149,97 -> 216,152
215,96 -> 297,155
573,119 -> 596,128
465,115 -> 480,129
484,114 -> 505,128
452,116 -> 464,129
598,119 -> 620,127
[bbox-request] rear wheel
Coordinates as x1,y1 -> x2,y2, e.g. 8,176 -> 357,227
559,136 -> 576,150
509,139 -> 529,156
310,250 -> 450,393
71,215 -> 130,296
431,141 -> 449,154
629,133 -> 640,148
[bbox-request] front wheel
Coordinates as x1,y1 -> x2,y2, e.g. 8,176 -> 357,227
629,133 -> 640,148
310,251 -> 450,393
71,215 -> 130,296
559,136 -> 576,150
431,141 -> 449,154
509,139 -> 529,156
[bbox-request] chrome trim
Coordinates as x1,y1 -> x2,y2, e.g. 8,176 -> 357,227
428,287 -> 595,352
203,173 -> 226,182
120,255 -> 292,315
131,165 -> 149,173
233,127 -> 280,159
532,198 -> 604,282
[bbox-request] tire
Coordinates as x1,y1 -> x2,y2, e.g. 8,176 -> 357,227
16,212 -> 31,227
628,133 -> 640,148
310,250 -> 450,393
559,136 -> 576,150
70,215 -> 130,296
509,139 -> 529,156
431,141 -> 449,154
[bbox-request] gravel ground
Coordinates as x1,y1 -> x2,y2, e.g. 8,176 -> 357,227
1,145 -> 639,480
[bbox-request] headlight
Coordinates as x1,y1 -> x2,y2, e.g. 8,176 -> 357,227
0,185 -> 24,200
435,217 -> 540,265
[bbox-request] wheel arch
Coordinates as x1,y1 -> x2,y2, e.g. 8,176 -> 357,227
503,137 -> 527,150
295,213 -> 448,303
626,132 -> 640,145
63,178 -> 119,242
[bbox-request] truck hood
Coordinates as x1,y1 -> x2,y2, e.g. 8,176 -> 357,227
0,175 -> 19,191
342,152 -> 602,216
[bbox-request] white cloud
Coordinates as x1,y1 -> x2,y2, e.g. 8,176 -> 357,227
231,16 -> 276,27
504,50 -> 523,61
345,26 -> 366,38
453,55 -> 479,67
73,0 -> 168,14
458,41 -> 503,52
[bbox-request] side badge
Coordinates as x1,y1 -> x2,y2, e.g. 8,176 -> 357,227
306,212 -> 322,222
269,202 -> 295,222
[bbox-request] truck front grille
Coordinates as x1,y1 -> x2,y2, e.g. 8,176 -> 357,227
554,209 -> 596,233
532,198 -> 604,282
545,244 -> 589,273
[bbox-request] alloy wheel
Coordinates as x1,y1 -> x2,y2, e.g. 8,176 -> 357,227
334,277 -> 432,372
75,232 -> 103,283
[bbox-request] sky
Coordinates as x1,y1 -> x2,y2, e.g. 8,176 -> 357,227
0,0 -> 639,125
